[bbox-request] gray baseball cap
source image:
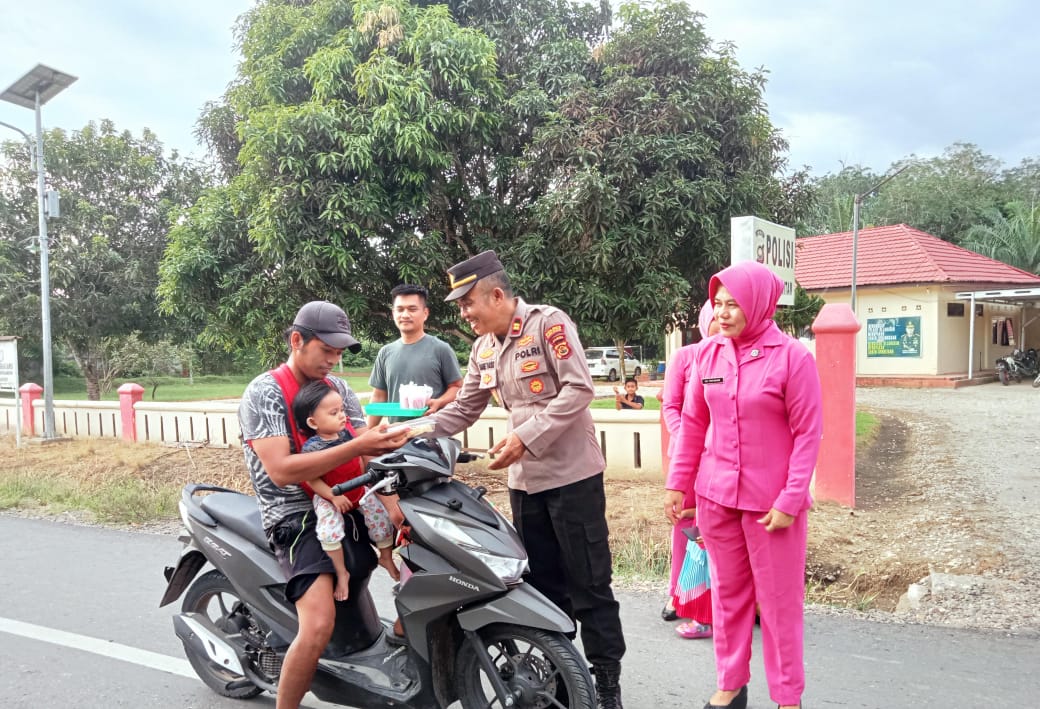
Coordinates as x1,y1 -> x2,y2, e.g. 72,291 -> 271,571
293,301 -> 362,353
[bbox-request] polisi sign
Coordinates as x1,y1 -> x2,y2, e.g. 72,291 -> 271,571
730,216 -> 796,306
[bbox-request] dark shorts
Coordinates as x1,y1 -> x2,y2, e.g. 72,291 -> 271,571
269,509 -> 378,603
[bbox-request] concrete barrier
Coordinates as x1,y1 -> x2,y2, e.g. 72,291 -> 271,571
5,385 -> 664,474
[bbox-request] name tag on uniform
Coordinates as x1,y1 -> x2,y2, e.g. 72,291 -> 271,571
701,377 -> 724,384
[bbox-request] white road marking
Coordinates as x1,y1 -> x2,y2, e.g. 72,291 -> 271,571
0,616 -> 195,678
848,652 -> 903,665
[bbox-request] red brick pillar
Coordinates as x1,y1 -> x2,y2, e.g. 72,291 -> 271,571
811,304 -> 861,507
118,382 -> 144,442
19,382 -> 42,436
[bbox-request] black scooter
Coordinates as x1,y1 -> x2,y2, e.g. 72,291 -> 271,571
995,347 -> 1039,385
159,436 -> 595,708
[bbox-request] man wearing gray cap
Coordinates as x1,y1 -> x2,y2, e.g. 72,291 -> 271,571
431,251 -> 626,709
238,300 -> 408,709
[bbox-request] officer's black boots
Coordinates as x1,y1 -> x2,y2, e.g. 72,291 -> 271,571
592,663 -> 623,709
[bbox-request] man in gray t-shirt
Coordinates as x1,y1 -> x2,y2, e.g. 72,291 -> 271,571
367,284 -> 463,427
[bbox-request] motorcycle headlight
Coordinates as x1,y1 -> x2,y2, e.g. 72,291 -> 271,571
414,512 -> 528,584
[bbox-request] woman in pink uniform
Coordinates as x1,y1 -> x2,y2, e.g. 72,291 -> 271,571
664,261 -> 822,709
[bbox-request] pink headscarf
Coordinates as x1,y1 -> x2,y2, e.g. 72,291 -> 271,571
708,261 -> 783,343
697,299 -> 714,337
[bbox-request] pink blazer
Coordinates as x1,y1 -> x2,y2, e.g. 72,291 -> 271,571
666,325 -> 822,516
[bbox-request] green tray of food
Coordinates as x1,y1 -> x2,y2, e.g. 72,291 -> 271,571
364,402 -> 429,418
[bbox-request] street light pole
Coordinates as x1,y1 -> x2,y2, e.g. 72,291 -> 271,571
2,65 -> 77,440
33,89 -> 57,439
849,164 -> 911,314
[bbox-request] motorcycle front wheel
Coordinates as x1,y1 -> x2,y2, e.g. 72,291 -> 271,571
455,623 -> 595,709
181,570 -> 265,699
998,367 -> 1010,385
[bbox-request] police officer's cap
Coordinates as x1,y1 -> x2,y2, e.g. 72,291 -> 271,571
444,250 -> 505,302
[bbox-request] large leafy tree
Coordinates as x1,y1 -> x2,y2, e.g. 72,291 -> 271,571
506,1 -> 802,359
161,0 -> 508,363
0,121 -> 208,398
161,0 -> 810,362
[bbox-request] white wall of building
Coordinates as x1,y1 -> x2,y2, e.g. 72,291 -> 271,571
813,285 -> 1035,376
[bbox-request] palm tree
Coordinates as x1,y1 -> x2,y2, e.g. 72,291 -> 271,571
963,200 -> 1040,275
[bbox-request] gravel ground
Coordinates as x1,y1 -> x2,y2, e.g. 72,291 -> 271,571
850,383 -> 1040,633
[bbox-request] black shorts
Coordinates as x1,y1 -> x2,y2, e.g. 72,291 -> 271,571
269,509 -> 378,603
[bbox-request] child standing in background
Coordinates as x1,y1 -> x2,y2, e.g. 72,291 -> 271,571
614,377 -> 645,410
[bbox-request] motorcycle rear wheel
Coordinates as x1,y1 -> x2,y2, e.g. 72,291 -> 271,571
1033,374 -> 1040,388
181,570 -> 265,699
455,624 -> 595,709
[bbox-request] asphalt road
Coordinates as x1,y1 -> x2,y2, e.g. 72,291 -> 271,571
1,514 -> 1036,708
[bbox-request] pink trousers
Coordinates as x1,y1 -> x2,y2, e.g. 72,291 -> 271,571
696,496 -> 807,706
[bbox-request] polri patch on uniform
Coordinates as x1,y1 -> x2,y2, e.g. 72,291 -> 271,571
543,324 -> 565,343
701,377 -> 724,384
481,372 -> 496,388
543,323 -> 571,359
529,378 -> 545,394
517,334 -> 534,347
520,360 -> 539,373
511,317 -> 523,335
479,348 -> 495,359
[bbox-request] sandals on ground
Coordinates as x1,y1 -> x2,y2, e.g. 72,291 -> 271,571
676,621 -> 713,639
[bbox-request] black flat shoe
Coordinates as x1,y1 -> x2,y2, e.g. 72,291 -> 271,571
660,604 -> 678,621
703,685 -> 747,709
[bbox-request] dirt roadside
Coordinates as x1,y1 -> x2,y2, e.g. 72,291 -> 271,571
822,384 -> 1040,632
3,382 -> 1038,633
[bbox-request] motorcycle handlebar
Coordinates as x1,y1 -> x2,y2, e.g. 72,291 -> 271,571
331,469 -> 380,497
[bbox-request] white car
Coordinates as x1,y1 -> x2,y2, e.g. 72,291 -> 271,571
584,347 -> 645,381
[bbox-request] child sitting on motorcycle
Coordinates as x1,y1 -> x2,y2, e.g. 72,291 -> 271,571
293,381 -> 400,600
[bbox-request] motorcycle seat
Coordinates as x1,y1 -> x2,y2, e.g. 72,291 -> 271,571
200,492 -> 270,550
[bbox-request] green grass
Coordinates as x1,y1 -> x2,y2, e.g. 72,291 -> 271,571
855,410 -> 880,447
0,470 -> 180,525
612,530 -> 672,581
51,372 -> 374,401
590,395 -> 661,410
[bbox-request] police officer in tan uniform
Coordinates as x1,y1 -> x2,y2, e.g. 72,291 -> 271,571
430,250 -> 626,709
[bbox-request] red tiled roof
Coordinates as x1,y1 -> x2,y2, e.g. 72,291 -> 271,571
795,224 -> 1040,290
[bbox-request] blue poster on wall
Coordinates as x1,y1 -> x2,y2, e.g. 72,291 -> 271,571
866,317 -> 921,357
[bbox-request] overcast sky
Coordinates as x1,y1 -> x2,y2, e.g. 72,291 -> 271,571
2,1 -> 1038,176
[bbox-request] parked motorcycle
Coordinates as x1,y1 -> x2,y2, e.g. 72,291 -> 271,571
995,348 -> 1039,385
159,436 -> 595,708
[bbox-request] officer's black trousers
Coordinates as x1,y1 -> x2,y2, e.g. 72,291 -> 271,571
509,473 -> 626,667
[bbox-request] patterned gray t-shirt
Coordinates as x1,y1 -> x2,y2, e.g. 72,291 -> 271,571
238,372 -> 365,532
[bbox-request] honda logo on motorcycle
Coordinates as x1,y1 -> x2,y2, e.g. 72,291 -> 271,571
449,575 -> 479,592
